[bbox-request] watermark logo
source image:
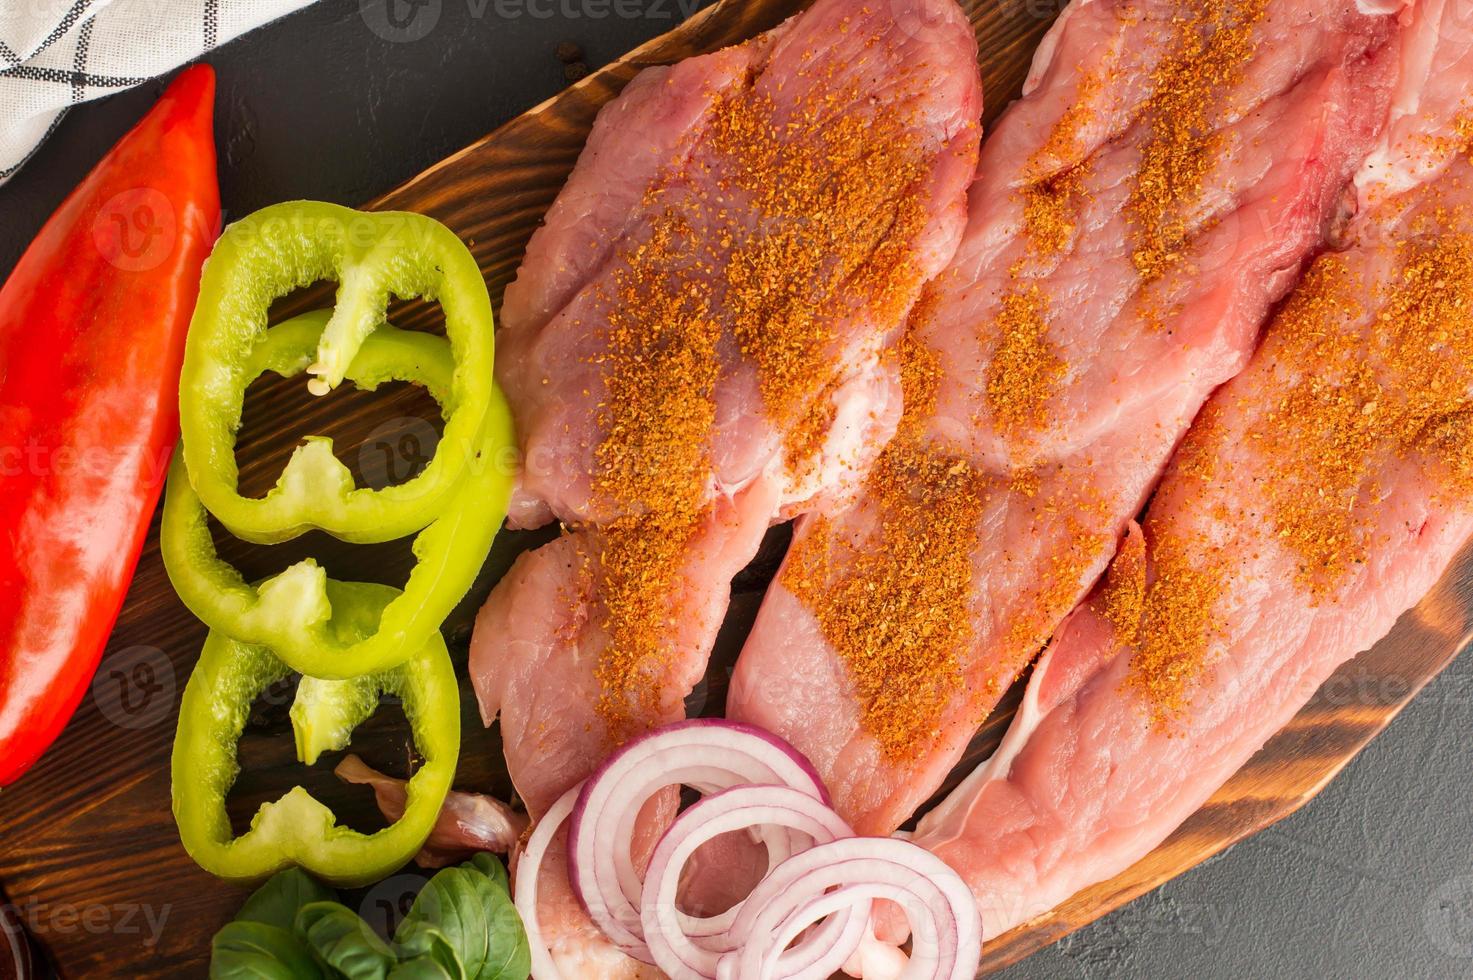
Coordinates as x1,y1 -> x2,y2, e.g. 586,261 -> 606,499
992,0 -> 1068,21
1,903 -> 27,980
92,188 -> 176,273
360,0 -> 702,41
358,416 -> 441,490
92,645 -> 175,731
888,0 -> 966,44
1426,874 -> 1473,958
1429,0 -> 1473,48
360,0 -> 443,42
360,873 -> 428,937
8,898 -> 170,949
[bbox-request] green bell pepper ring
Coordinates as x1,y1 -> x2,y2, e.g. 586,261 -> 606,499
180,200 -> 495,545
161,312 -> 515,679
172,580 -> 459,887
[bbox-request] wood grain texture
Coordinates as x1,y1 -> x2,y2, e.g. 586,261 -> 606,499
0,0 -> 1468,977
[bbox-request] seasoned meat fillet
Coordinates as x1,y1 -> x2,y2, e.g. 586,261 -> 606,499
469,0 -> 983,972
914,0 -> 1473,940
728,0 -> 1404,836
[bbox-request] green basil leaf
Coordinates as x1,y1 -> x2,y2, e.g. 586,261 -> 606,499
385,954 -> 457,980
235,869 -> 339,931
424,929 -> 470,980
460,855 -> 526,980
296,901 -> 396,980
388,931 -> 462,978
392,864 -> 529,980
392,868 -> 482,964
476,899 -> 530,980
209,920 -> 325,980
466,854 -> 510,894
394,917 -> 462,974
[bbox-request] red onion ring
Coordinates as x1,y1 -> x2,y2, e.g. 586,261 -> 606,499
567,720 -> 829,961
722,838 -> 981,980
513,785 -> 579,980
521,721 -> 983,980
642,785 -> 857,979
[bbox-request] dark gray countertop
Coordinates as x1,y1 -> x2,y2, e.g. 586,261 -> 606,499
2,1 -> 1470,976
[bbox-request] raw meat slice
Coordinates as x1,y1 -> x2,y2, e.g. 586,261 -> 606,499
1355,0 -> 1473,202
470,0 -> 983,972
913,0 -> 1473,938
474,480 -> 780,815
480,0 -> 981,791
495,0 -> 980,532
728,0 -> 1406,837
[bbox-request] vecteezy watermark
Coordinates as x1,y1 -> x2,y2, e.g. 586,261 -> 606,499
92,645 -> 176,732
92,188 -> 176,274
360,873 -> 430,937
8,898 -> 170,949
353,416 -> 520,498
885,0 -> 980,43
992,0 -> 1069,20
0,440 -> 174,491
1425,874 -> 1473,958
1427,0 -> 1473,48
89,186 -> 222,273
360,0 -> 442,43
1053,896 -> 1233,965
1,902 -> 27,979
359,0 -> 706,42
358,417 -> 441,490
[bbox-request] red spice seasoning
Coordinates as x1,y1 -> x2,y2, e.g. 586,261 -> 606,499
1127,0 -> 1267,283
588,39 -> 936,736
1125,205 -> 1473,719
784,319 -> 991,758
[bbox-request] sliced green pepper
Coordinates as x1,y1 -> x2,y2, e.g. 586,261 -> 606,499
172,580 -> 459,887
161,312 -> 515,679
180,200 -> 495,545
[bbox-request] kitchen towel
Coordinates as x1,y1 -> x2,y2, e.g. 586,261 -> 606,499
0,0 -> 314,184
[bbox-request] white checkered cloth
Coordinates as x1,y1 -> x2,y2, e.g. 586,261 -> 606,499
0,0 -> 315,184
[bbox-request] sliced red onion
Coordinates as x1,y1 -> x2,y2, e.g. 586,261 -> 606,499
513,785 -> 580,980
567,720 -> 829,961
642,785 -> 856,979
721,837 -> 983,980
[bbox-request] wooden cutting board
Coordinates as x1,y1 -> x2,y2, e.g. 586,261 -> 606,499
2,0 -> 1470,976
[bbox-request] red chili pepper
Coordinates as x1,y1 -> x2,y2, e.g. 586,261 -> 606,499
0,65 -> 220,785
